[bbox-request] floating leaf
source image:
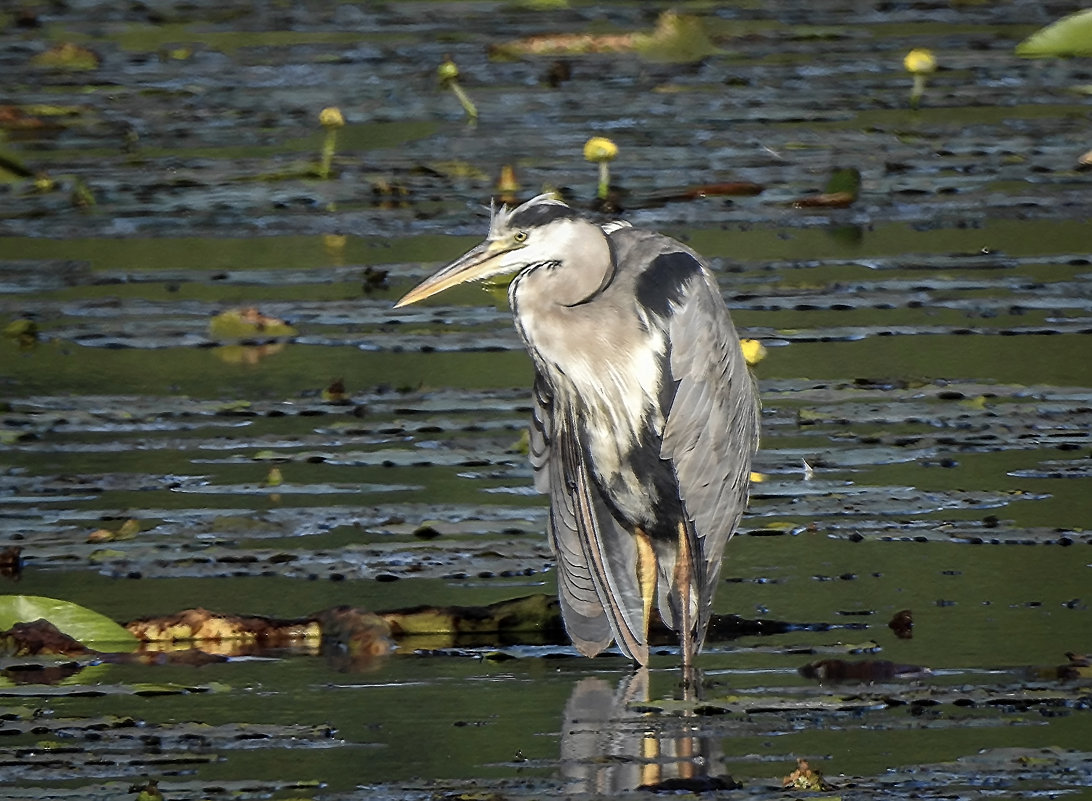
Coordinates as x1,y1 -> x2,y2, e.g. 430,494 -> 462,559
793,167 -> 860,208
1016,9 -> 1092,57
489,11 -> 715,63
824,166 -> 862,197
490,31 -> 637,58
783,758 -> 835,791
314,607 -> 396,666
132,779 -> 164,801
30,43 -> 100,70
209,307 -> 297,340
4,318 -> 38,339
1,619 -> 90,656
87,518 -> 141,543
126,607 -> 321,646
381,594 -> 563,638
0,148 -> 36,182
86,528 -> 115,543
634,11 -> 717,63
0,595 -> 138,650
322,378 -> 350,403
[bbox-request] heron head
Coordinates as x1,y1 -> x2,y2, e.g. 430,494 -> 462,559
394,194 -> 589,307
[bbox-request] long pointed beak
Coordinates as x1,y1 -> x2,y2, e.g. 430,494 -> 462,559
394,241 -> 512,308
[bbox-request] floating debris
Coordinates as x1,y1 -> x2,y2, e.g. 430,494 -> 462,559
782,758 -> 835,792
888,608 -> 914,639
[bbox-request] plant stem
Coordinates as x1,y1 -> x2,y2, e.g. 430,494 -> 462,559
910,74 -> 927,110
319,129 -> 338,179
450,82 -> 478,120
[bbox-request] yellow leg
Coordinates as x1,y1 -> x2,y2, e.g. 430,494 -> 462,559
674,522 -> 694,674
634,527 -> 657,655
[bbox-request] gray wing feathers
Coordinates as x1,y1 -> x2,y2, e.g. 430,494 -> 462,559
531,376 -> 607,645
529,375 -> 552,494
533,376 -> 648,662
548,483 -> 613,656
661,268 -> 761,644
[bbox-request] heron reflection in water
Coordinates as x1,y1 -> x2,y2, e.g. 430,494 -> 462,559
396,194 -> 760,671
560,670 -> 737,793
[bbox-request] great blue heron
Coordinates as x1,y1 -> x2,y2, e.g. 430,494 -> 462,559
395,194 -> 760,669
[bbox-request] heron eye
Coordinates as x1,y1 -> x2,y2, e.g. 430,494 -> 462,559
513,231 -> 528,243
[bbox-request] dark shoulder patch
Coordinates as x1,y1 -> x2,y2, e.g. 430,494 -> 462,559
635,251 -> 703,319
507,201 -> 575,230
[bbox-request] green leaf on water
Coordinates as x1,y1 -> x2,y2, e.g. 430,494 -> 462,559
824,167 -> 861,199
0,595 -> 138,650
635,11 -> 717,63
29,43 -> 100,70
209,308 -> 297,340
1015,9 -> 1092,57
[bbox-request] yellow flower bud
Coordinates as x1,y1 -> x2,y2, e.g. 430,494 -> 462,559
437,58 -> 460,83
319,106 -> 345,128
496,164 -> 520,195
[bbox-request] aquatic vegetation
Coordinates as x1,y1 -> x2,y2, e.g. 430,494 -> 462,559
634,10 -> 716,63
86,518 -> 142,544
317,106 -> 344,180
438,56 -> 478,121
208,307 -> 297,340
782,759 -> 834,791
490,11 -> 715,63
740,338 -> 767,367
29,42 -> 99,70
0,595 -> 137,651
1016,9 -> 1092,57
2,1 -> 1092,796
495,163 -> 520,204
583,135 -> 617,199
904,47 -> 937,109
793,166 -> 861,208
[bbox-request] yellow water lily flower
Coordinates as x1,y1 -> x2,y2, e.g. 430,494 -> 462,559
319,106 -> 345,128
903,48 -> 937,75
903,49 -> 937,109
740,338 -> 767,367
583,136 -> 618,162
584,137 -> 618,199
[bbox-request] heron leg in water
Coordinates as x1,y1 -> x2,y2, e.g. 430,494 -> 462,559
634,527 -> 657,659
675,521 -> 695,675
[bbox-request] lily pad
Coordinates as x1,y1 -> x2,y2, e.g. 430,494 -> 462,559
1016,9 -> 1092,57
0,596 -> 137,651
208,307 -> 297,340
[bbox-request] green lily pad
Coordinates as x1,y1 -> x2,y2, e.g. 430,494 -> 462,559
1016,9 -> 1092,57
0,595 -> 138,650
209,308 -> 297,340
